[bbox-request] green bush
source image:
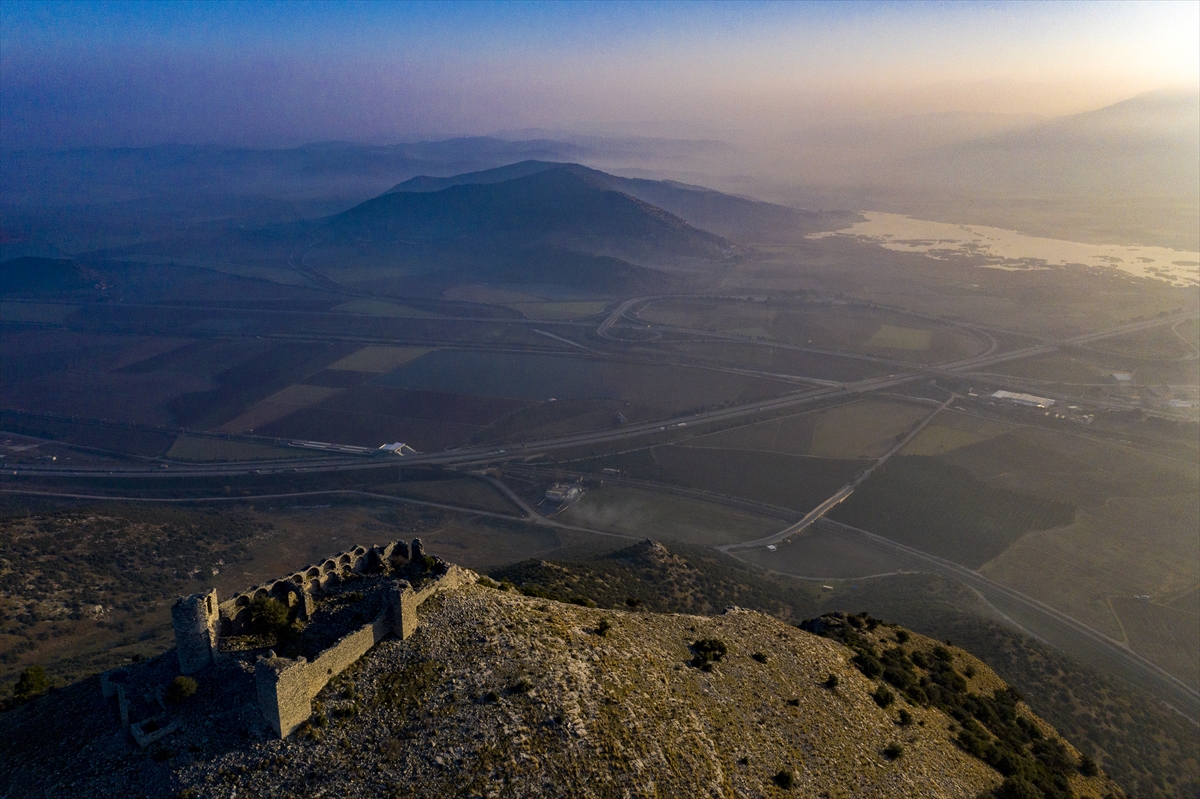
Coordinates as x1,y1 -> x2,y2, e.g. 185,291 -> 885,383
12,665 -> 49,702
883,742 -> 904,760
166,676 -> 198,704
853,650 -> 883,678
772,769 -> 796,789
897,708 -> 913,726
596,619 -> 612,636
689,638 -> 728,669
872,685 -> 895,708
824,674 -> 839,689
751,652 -> 769,664
248,596 -> 289,637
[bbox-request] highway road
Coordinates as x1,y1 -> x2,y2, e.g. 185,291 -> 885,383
721,393 -> 957,552
798,519 -> 1200,725
8,309 -> 1195,481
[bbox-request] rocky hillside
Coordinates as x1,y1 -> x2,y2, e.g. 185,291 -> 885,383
0,574 -> 1119,799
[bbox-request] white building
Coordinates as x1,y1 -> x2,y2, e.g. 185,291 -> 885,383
545,483 -> 582,504
990,390 -> 1055,409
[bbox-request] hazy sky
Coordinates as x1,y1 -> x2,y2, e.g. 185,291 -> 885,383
2,0 -> 1197,149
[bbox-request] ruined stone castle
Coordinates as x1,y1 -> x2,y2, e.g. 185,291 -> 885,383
101,538 -> 474,745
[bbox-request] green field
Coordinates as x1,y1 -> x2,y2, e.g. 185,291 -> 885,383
332,299 -> 437,318
864,324 -> 932,350
901,411 -> 1010,456
215,384 -> 343,434
326,346 -> 435,373
508,301 -> 609,320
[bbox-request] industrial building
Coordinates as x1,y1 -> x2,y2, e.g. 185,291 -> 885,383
989,390 -> 1056,409
545,483 -> 583,505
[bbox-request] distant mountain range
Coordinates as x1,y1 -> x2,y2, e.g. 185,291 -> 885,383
334,166 -> 738,262
385,160 -> 855,241
901,89 -> 1200,200
312,165 -> 757,295
5,161 -> 844,298
780,89 -> 1200,250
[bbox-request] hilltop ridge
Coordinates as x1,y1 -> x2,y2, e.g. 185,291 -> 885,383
0,545 -> 1120,799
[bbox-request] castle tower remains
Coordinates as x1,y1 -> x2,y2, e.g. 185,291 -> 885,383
172,588 -> 219,674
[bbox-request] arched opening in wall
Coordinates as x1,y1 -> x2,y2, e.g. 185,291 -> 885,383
338,554 -> 352,566
235,595 -> 250,607
323,561 -> 337,573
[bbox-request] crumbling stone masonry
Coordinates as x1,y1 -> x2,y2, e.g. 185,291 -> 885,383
160,539 -> 474,739
171,588 -> 218,675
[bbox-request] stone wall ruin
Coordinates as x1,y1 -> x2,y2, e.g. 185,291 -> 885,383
151,538 -> 473,739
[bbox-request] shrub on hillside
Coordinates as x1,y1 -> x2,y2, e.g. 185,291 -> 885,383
689,638 -> 728,670
166,676 -> 198,704
12,665 -> 49,702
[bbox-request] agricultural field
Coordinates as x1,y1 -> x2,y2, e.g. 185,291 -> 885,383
442,284 -> 543,304
253,385 -> 529,451
660,340 -> 889,383
973,344 -> 1199,388
854,415 -> 1200,689
1,331 -> 365,437
331,299 -> 437,317
679,398 -> 930,459
1110,596 -> 1199,689
164,435 -> 312,462
508,301 -> 609,320
900,410 -> 1010,456
1082,322 -> 1198,360
374,350 -> 797,413
829,454 -> 1076,568
637,297 -> 986,363
571,445 -> 864,514
940,424 -> 1199,507
214,384 -> 343,434
0,328 -> 206,427
980,493 -> 1199,686
737,522 -> 924,579
862,324 -> 931,350
326,345 -> 435,373
557,485 -> 779,546
387,476 -> 521,516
